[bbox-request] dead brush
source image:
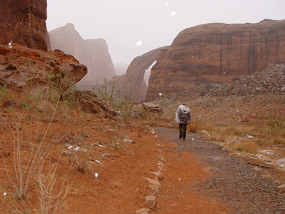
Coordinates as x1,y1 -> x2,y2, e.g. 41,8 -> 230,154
216,125 -> 256,137
230,139 -> 260,154
273,137 -> 285,145
35,155 -> 69,214
0,189 -> 32,214
136,123 -> 145,137
110,141 -> 126,152
68,140 -> 94,174
0,90 -> 70,213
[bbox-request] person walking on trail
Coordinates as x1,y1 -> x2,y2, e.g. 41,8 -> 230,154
175,104 -> 191,140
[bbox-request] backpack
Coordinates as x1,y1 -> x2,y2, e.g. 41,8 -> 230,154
178,105 -> 191,123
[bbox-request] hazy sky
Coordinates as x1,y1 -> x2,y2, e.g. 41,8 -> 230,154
47,0 -> 285,64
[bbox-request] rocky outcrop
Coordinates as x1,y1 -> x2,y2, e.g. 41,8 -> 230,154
0,0 -> 48,51
204,64 -> 285,97
0,44 -> 87,97
49,23 -> 115,85
146,19 -> 285,101
115,46 -> 169,101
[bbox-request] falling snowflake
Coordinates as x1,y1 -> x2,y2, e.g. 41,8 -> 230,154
170,11 -> 176,16
159,93 -> 162,96
136,40 -> 143,47
8,40 -> 12,49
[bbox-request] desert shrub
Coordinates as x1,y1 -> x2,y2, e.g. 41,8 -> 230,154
217,125 -> 255,137
189,120 -> 213,133
69,139 -> 93,174
232,139 -> 260,154
0,91 -> 68,213
92,81 -> 137,121
267,108 -> 285,135
273,137 -> 285,145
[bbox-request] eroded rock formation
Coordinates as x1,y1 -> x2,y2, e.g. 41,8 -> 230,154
0,44 -> 87,97
113,46 -> 169,101
146,19 -> 285,101
0,0 -> 48,51
49,23 -> 115,85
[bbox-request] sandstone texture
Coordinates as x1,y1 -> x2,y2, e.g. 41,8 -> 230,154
49,23 -> 115,85
0,44 -> 87,96
0,0 -> 48,51
146,19 -> 285,101
110,46 -> 169,101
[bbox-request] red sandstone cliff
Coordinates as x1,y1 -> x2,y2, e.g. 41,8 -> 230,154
0,1 -> 87,97
0,0 -> 48,51
49,23 -> 115,85
145,19 -> 285,101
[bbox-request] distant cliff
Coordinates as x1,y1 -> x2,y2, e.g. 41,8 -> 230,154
146,19 -> 285,101
0,0 -> 49,51
114,63 -> 129,76
49,23 -> 115,85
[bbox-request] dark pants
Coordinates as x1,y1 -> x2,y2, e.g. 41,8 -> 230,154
179,123 -> 188,139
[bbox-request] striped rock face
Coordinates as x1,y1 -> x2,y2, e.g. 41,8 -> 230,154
0,0 -> 49,51
146,19 -> 285,101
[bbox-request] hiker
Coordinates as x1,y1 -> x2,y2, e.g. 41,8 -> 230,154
175,104 -> 191,140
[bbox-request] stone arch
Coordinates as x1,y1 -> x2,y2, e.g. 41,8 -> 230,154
120,46 -> 169,101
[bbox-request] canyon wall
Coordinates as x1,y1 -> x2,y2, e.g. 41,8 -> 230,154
49,23 -> 115,86
145,19 -> 285,101
0,1 -> 87,97
0,0 -> 48,51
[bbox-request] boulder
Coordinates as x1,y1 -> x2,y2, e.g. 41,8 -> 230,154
0,44 -> 87,97
145,195 -> 156,210
142,103 -> 163,113
0,0 -> 48,51
146,19 -> 285,101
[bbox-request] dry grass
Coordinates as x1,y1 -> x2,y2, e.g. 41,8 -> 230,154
188,120 -> 214,133
150,93 -> 285,157
0,81 -> 161,213
273,137 -> 285,145
0,88 -> 73,213
230,139 -> 260,154
71,141 -> 94,174
36,156 -> 69,214
216,126 -> 257,137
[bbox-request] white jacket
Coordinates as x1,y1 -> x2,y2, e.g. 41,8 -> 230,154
175,105 -> 191,123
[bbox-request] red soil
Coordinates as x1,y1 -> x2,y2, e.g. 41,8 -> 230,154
0,110 -> 230,213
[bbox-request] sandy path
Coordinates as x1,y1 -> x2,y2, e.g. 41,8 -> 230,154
154,127 -> 285,214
